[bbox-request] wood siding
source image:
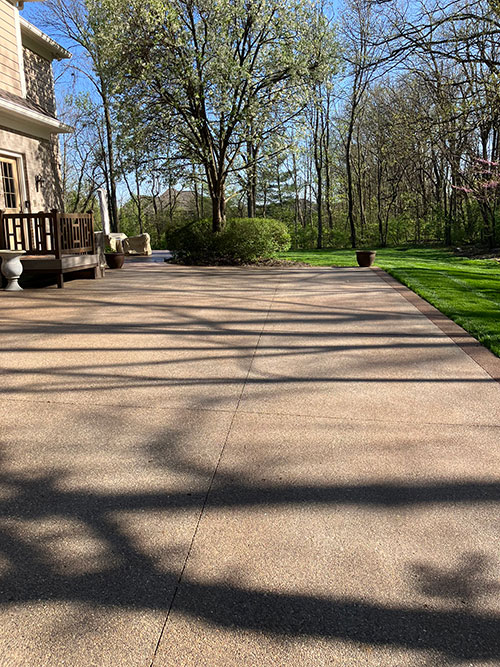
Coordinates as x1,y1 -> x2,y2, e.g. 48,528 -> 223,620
0,0 -> 22,96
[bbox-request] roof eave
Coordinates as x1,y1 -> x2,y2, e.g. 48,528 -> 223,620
19,17 -> 72,61
0,97 -> 73,137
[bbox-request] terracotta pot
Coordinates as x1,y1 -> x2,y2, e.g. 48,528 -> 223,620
105,252 -> 125,269
356,250 -> 376,267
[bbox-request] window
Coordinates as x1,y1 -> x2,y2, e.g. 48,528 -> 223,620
0,157 -> 21,212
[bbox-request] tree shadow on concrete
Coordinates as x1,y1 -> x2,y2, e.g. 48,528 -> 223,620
410,552 -> 500,607
1,464 -> 500,661
1,265 -> 500,663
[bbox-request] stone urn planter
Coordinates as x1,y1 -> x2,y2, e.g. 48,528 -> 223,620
105,252 -> 125,269
0,250 -> 26,291
356,250 -> 376,267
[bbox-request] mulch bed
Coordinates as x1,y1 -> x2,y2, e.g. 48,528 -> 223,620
453,245 -> 500,261
166,258 -> 310,267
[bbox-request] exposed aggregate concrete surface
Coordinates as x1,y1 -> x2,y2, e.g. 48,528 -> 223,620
0,262 -> 499,666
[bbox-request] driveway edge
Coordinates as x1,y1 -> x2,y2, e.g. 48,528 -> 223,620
371,266 -> 500,385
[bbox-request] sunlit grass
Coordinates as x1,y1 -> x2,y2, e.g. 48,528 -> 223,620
279,247 -> 500,358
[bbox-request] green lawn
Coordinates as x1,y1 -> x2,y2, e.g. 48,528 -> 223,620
279,247 -> 500,358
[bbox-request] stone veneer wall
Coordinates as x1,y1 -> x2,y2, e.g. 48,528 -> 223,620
0,126 -> 63,211
22,47 -> 56,117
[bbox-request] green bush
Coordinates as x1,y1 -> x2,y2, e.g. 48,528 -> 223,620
166,218 -> 214,262
167,217 -> 291,264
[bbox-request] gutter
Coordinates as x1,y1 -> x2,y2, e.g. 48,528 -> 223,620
19,16 -> 72,61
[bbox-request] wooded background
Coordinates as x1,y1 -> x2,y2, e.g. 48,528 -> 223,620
29,0 -> 500,249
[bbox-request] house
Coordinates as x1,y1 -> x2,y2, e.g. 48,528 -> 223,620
0,0 -> 71,214
0,0 -> 101,289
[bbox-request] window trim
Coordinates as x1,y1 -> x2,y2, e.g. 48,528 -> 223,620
0,151 -> 27,213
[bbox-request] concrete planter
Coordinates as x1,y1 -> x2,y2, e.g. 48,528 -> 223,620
356,250 -> 376,267
0,250 -> 26,291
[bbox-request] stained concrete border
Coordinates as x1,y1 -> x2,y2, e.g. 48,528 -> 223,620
371,266 -> 500,385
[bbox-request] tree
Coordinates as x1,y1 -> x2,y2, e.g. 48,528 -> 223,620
58,94 -> 107,214
37,0 -> 121,231
105,0 -> 337,232
339,0 -> 388,248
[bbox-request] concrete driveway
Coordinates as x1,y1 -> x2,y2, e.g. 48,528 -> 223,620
0,262 -> 499,666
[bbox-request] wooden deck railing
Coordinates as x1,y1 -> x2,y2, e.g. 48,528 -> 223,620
0,209 -> 95,258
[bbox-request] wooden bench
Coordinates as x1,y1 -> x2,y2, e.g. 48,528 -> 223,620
0,209 -> 100,288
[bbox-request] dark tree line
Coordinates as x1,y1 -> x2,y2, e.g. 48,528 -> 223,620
33,0 -> 500,249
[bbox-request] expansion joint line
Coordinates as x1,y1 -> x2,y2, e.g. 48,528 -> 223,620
149,272 -> 284,666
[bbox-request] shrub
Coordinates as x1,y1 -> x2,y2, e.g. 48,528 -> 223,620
166,218 -> 214,263
167,217 -> 291,264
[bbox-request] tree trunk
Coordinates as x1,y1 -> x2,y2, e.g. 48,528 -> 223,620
479,202 -> 495,249
346,123 -> 356,248
102,87 -> 119,233
316,170 -> 323,249
276,160 -> 283,208
135,166 -> 143,234
205,161 -> 226,233
246,140 -> 257,218
211,184 -> 226,233
377,162 -> 385,247
324,147 -> 333,230
323,93 -> 333,230
356,129 -> 366,232
292,153 -> 302,238
313,105 -> 323,249
193,166 -> 200,220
